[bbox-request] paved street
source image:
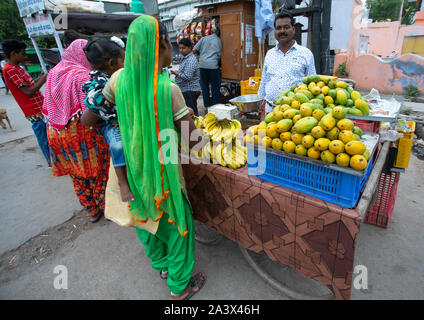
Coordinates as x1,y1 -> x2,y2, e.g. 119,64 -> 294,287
0,87 -> 423,300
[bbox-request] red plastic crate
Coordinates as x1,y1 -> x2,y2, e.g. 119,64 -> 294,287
353,120 -> 381,134
364,171 -> 400,228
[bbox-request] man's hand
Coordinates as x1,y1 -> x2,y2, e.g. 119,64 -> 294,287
170,70 -> 179,76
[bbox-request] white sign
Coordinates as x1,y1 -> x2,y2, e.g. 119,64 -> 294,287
23,13 -> 56,37
15,0 -> 45,17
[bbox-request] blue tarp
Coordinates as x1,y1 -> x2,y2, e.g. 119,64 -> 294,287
255,0 -> 274,43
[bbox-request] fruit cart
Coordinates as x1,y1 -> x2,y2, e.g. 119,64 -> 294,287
183,139 -> 391,300
185,74 -> 411,299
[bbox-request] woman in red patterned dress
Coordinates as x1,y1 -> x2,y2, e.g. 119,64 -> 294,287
42,39 -> 110,222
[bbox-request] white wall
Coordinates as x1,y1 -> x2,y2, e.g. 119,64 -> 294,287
330,0 -> 354,50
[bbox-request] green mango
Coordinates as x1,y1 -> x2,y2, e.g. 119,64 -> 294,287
293,116 -> 319,134
311,103 -> 324,111
349,108 -> 363,115
310,99 -> 324,105
352,126 -> 363,137
328,89 -> 337,99
328,80 -> 337,89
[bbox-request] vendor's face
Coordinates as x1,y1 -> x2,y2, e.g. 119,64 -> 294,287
274,17 -> 295,44
179,44 -> 191,56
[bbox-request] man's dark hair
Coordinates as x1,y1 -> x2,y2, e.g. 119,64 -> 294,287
179,38 -> 192,48
62,30 -> 81,48
274,12 -> 295,28
83,38 -> 123,70
1,39 -> 26,59
212,26 -> 220,37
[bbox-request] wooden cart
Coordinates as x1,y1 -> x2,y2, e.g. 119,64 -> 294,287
182,141 -> 391,300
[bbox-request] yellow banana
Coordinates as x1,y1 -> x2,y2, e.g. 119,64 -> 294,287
222,145 -> 233,165
215,143 -> 226,166
205,120 -> 217,132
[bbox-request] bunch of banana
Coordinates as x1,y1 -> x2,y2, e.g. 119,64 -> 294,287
212,140 -> 247,169
195,113 -> 242,142
194,116 -> 204,129
191,139 -> 247,170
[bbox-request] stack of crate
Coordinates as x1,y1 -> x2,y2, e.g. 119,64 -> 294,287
240,69 -> 262,95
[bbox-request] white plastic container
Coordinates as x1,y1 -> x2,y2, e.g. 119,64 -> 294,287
208,104 -> 240,121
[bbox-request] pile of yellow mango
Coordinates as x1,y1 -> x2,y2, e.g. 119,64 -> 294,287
273,74 -> 370,116
245,89 -> 371,171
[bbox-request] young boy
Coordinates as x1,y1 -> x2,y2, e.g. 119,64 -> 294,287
2,39 -> 50,166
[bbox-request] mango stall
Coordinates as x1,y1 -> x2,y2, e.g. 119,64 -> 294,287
184,74 -> 412,300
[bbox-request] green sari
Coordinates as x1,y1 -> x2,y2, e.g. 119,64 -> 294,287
115,15 -> 189,237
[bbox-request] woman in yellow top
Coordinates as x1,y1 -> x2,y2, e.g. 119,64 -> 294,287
103,15 -> 205,300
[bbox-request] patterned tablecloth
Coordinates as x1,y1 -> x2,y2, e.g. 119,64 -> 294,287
182,161 -> 363,300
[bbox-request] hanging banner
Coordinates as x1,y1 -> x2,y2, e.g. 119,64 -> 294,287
23,13 -> 56,37
245,24 -> 254,55
15,0 -> 46,17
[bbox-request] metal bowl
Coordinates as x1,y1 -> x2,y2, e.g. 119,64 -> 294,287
229,94 -> 262,113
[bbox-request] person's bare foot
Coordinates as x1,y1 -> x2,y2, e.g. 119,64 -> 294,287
171,272 -> 206,300
88,210 -> 103,223
120,183 -> 135,202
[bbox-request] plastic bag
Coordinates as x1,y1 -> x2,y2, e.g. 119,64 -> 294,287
183,24 -> 190,37
211,19 -> 217,32
379,130 -> 404,142
190,22 -> 197,34
195,22 -> 203,35
363,88 -> 401,118
362,88 -> 381,104
172,9 -> 201,32
205,20 -> 212,35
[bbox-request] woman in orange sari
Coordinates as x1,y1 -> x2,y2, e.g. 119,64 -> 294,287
42,39 -> 110,222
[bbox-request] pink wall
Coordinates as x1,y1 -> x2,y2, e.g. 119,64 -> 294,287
359,22 -> 401,58
348,53 -> 424,93
358,22 -> 424,58
334,4 -> 424,93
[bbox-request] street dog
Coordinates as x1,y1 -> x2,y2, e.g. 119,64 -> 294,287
0,108 -> 15,131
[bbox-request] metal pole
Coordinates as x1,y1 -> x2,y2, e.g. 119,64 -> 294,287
53,32 -> 64,54
311,0 -> 322,74
320,0 -> 332,75
30,36 -> 48,74
399,0 -> 405,23
48,13 -> 64,55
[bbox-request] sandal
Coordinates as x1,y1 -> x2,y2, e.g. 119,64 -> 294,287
182,272 -> 206,300
88,210 -> 103,223
160,271 -> 168,280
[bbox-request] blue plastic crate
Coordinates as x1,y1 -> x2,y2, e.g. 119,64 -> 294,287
247,146 -> 373,209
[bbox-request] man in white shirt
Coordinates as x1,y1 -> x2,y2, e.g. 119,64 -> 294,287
258,12 -> 316,113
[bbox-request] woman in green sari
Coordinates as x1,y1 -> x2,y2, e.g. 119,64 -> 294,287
103,15 -> 205,300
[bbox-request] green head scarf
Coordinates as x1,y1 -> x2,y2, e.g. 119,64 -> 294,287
115,15 -> 188,236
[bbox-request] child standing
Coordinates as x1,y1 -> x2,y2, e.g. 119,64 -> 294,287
80,38 -> 134,202
1,39 -> 50,166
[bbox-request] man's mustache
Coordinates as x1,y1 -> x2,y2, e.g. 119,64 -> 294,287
278,33 -> 288,37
